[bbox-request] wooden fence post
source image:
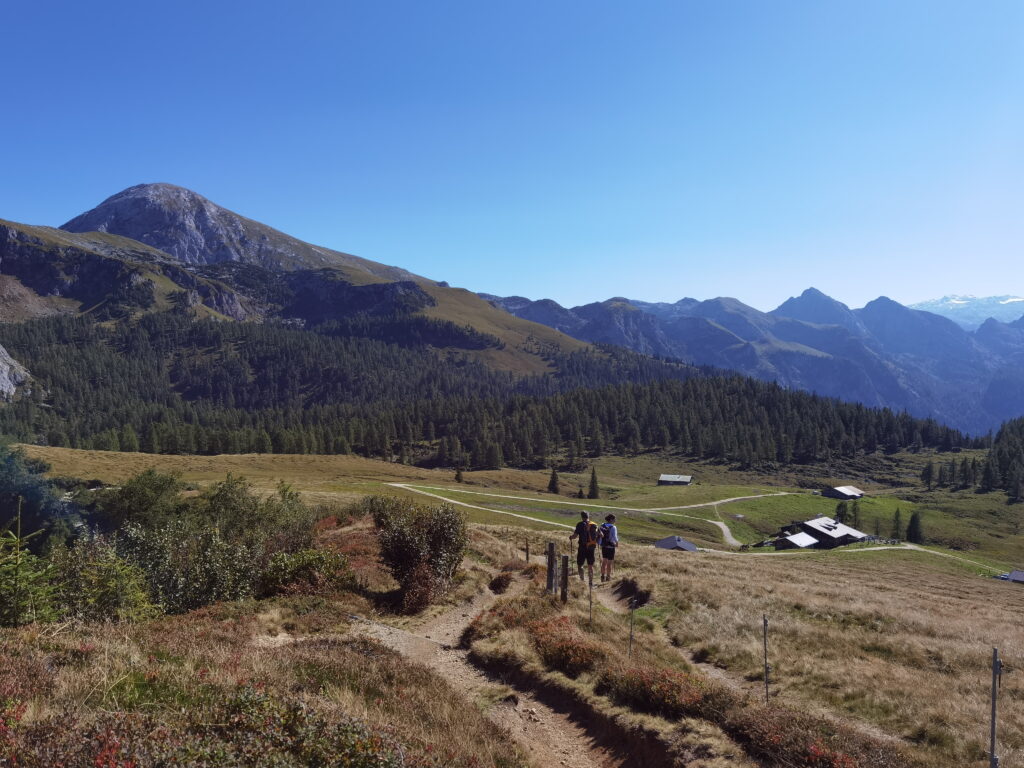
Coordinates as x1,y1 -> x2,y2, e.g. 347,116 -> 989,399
560,555 -> 569,603
546,542 -> 555,594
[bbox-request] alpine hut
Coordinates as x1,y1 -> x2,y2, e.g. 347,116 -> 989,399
658,474 -> 693,486
823,485 -> 865,500
654,536 -> 698,552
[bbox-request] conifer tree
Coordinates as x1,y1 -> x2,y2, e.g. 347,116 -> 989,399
834,501 -> 848,523
455,468 -> 463,483
588,467 -> 600,499
547,468 -> 559,495
891,508 -> 903,540
905,510 -> 924,543
921,460 -> 935,490
120,424 -> 140,453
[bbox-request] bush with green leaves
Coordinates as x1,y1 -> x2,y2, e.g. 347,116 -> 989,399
50,533 -> 156,622
119,520 -> 258,614
88,468 -> 186,530
261,549 -> 352,596
361,495 -> 467,612
201,475 -> 316,554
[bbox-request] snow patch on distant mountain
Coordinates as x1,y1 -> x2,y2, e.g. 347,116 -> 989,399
909,295 -> 1024,330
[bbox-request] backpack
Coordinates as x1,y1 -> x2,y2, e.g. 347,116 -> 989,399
600,522 -> 615,546
583,521 -> 598,548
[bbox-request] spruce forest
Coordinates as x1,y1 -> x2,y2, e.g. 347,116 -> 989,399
0,311 -> 981,472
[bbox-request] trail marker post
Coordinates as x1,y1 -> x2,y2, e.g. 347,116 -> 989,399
546,542 -> 555,594
560,555 -> 568,603
628,598 -> 636,658
763,614 -> 770,705
990,647 -> 1002,768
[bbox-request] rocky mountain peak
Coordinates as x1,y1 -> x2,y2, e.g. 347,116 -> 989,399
771,287 -> 867,336
60,184 -> 417,280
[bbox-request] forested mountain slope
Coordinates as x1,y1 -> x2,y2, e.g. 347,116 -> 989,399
0,311 -> 973,470
2,185 -> 586,375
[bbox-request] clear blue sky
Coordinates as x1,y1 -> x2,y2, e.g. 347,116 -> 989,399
3,1 -> 1022,310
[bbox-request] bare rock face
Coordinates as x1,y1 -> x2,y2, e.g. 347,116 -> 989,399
0,344 -> 29,399
61,183 -> 417,281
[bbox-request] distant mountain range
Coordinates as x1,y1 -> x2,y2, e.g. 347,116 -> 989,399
1,182 -> 1022,439
908,295 -> 1024,330
481,288 -> 1024,434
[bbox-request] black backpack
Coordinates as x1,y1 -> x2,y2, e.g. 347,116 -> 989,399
600,522 -> 615,546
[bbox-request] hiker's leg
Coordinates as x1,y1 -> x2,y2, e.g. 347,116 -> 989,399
577,551 -> 585,580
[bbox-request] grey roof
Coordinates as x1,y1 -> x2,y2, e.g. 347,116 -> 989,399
832,485 -> 865,497
803,516 -> 867,540
784,531 -> 819,548
659,474 -> 693,482
654,535 -> 698,551
1009,570 -> 1024,584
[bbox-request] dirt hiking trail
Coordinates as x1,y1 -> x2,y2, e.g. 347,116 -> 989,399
353,575 -> 629,768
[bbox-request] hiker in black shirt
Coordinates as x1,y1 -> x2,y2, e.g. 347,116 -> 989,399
569,511 -> 599,584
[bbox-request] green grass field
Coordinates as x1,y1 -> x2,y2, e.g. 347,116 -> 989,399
21,444 -> 1024,568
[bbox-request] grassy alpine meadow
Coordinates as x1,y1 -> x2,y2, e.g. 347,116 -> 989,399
610,545 -> 1024,768
0,593 -> 528,767
8,446 -> 1024,766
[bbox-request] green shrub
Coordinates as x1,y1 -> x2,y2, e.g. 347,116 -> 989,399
262,549 -> 352,596
51,533 -> 157,622
88,469 -> 186,530
363,495 -> 467,613
120,521 -> 257,614
201,476 -> 316,552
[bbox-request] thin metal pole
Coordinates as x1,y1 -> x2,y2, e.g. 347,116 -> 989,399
991,647 -> 1002,768
589,579 -> 593,627
763,614 -> 770,705
628,599 -> 635,658
525,540 -> 529,562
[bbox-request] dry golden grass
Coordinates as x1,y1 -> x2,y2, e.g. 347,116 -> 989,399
0,592 -> 529,767
614,545 -> 1024,767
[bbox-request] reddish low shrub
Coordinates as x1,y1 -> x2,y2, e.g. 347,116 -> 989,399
461,594 -> 557,646
724,704 -> 906,768
488,573 -> 513,594
527,616 -> 605,677
597,664 -> 736,721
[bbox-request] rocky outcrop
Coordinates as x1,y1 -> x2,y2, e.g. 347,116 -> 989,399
61,183 -> 419,281
0,344 -> 28,399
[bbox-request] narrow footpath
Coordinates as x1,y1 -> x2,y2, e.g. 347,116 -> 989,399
352,578 -> 627,768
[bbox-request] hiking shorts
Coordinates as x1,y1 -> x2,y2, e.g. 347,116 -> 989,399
601,546 -> 616,561
577,548 -> 595,567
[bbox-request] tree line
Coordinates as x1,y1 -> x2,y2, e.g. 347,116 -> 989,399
0,313 -> 980,470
